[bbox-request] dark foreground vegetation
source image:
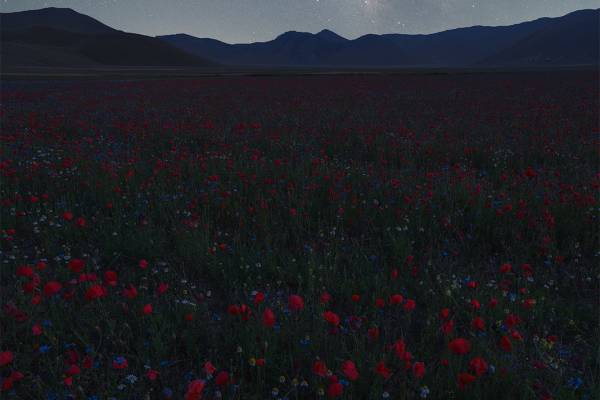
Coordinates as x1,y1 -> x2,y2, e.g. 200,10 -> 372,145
0,72 -> 598,399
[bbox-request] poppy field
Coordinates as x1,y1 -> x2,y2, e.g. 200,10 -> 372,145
0,72 -> 598,399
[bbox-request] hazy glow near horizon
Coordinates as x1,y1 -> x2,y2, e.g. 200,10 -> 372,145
1,0 -> 598,43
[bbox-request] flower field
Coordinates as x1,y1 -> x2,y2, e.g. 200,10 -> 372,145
0,72 -> 598,399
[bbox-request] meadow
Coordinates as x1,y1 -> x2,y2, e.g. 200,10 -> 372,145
0,72 -> 598,399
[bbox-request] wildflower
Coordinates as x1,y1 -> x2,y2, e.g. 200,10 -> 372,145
67,259 -> 85,273
449,338 -> 471,355
0,351 -> 13,366
568,377 -> 583,390
44,281 -> 62,296
440,308 -> 450,319
312,360 -> 328,377
469,357 -> 488,376
146,370 -> 159,380
323,311 -> 340,326
320,292 -> 332,304
185,379 -> 205,400
104,271 -> 118,286
112,356 -> 128,370
457,372 -> 476,389
204,361 -> 217,375
500,335 -> 513,352
341,360 -> 359,381
215,371 -> 229,386
32,324 -> 43,336
413,362 -> 425,379
262,308 -> 276,328
375,361 -> 392,379
403,299 -> 416,311
419,386 -> 430,398
327,380 -> 343,398
85,285 -> 106,301
254,291 -> 265,304
142,304 -> 153,315
393,339 -> 406,359
288,294 -> 304,311
442,319 -> 454,335
472,316 -> 485,331
157,282 -> 169,295
499,263 -> 512,274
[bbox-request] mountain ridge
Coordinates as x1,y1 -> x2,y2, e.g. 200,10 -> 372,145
159,8 -> 599,67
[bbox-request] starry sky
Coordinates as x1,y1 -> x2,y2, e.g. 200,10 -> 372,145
1,0 -> 598,43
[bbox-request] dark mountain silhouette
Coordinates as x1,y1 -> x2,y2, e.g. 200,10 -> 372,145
0,7 -> 116,34
160,8 -> 599,67
1,7 -> 597,68
481,9 -> 599,65
1,8 -> 215,67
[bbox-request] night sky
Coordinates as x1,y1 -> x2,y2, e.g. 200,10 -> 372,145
1,0 -> 598,43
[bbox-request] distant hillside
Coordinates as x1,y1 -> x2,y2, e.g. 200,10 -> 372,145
481,9 -> 599,66
160,9 -> 599,67
1,7 -> 597,68
0,8 -> 215,67
0,7 -> 116,34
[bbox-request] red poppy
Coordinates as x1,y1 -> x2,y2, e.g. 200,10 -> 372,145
351,294 -> 360,302
449,338 -> 471,355
204,361 -> 217,375
457,372 -> 476,389
16,265 -> 33,278
403,299 -> 416,311
341,360 -> 359,381
312,360 -> 328,377
323,311 -> 340,326
374,361 -> 392,379
327,381 -> 343,398
215,371 -> 229,386
85,284 -> 106,301
472,316 -> 485,331
469,357 -> 488,376
123,285 -> 138,299
440,308 -> 450,319
147,369 -> 159,380
262,308 -> 276,328
320,292 -> 332,304
0,351 -> 13,366
32,324 -> 43,336
185,379 -> 205,400
104,271 -> 117,286
142,303 -> 153,315
254,292 -> 265,304
67,259 -> 85,274
413,361 -> 425,379
43,281 -> 62,296
499,263 -> 512,274
442,319 -> 454,335
389,294 -> 404,305
138,259 -> 149,269
393,339 -> 406,359
500,335 -> 513,352
288,294 -> 304,311
375,298 -> 385,308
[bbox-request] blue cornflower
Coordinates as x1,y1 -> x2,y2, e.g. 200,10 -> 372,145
568,377 -> 583,390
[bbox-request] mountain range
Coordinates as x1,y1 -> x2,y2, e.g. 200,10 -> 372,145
1,7 -> 598,69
